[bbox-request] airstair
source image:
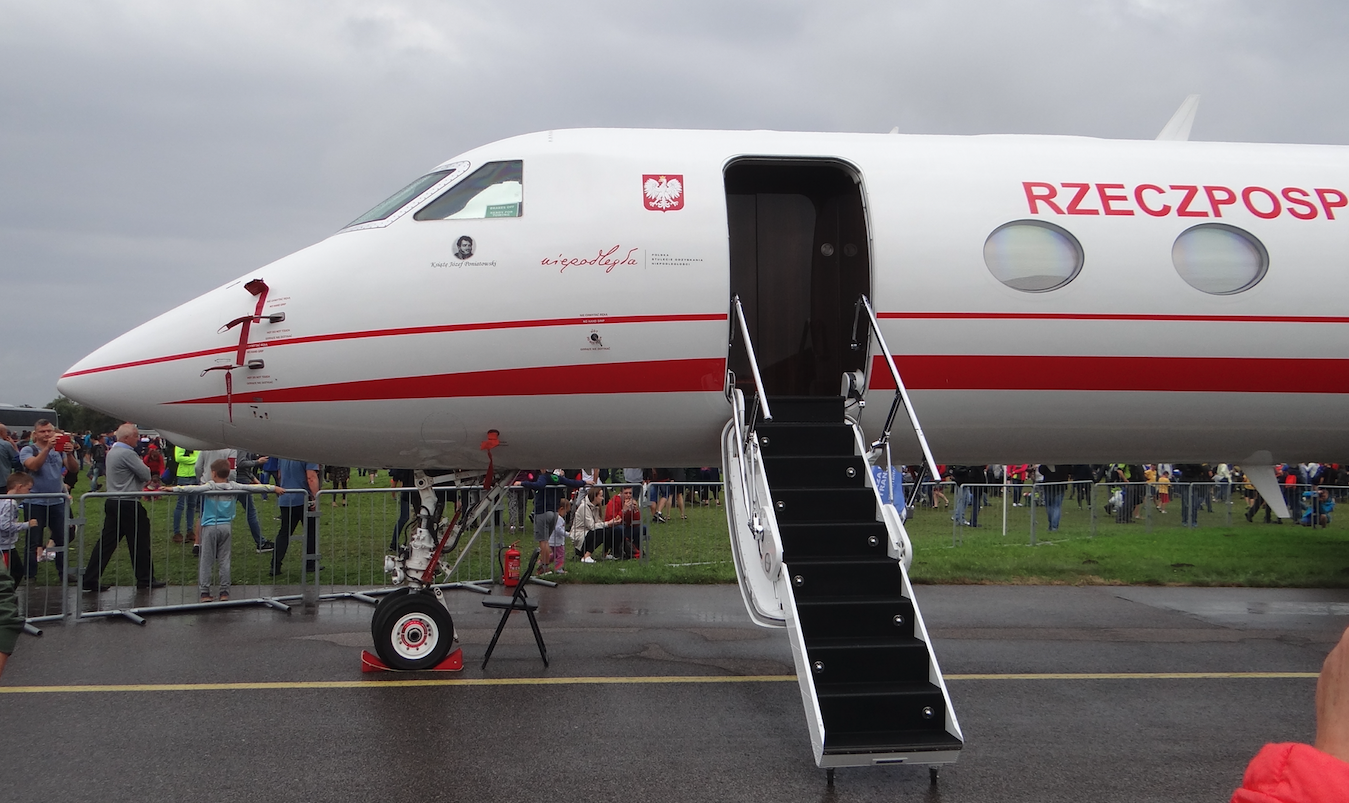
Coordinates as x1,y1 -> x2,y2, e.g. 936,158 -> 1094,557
722,296 -> 963,775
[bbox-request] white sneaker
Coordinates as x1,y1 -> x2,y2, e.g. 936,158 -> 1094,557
581,555 -> 596,564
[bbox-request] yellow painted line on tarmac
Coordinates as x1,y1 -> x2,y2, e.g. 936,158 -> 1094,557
0,675 -> 798,694
946,672 -> 1319,680
0,671 -> 1318,695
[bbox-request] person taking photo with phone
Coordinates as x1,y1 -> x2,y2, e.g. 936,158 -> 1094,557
17,419 -> 77,582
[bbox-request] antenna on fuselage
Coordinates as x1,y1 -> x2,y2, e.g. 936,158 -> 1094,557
1156,94 -> 1201,141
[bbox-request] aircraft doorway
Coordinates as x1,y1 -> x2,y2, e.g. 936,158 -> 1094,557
725,159 -> 871,397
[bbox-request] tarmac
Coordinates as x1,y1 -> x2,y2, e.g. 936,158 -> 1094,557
2,581 -> 1347,803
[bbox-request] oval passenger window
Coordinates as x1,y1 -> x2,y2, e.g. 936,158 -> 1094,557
1171,224 -> 1268,295
983,220 -> 1084,292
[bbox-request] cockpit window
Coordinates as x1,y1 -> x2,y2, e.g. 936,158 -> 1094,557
345,169 -> 461,228
415,161 -> 523,220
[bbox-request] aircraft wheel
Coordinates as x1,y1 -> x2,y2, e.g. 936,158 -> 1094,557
370,588 -> 412,643
372,590 -> 453,670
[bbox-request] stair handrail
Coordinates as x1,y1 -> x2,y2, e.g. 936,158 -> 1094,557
729,387 -> 773,550
728,295 -> 772,429
727,295 -> 773,550
850,294 -> 942,508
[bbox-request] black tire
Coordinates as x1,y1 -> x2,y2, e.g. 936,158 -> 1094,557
370,588 -> 413,644
372,590 -> 454,670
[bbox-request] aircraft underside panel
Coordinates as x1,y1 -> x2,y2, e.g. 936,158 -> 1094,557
862,389 -> 1349,465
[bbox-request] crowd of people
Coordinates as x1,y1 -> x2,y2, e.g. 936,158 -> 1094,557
5,419 -> 1345,586
5,418 -> 1344,585
912,463 -> 1344,532
0,422 -> 331,597
499,468 -> 720,575
0,424 -> 726,588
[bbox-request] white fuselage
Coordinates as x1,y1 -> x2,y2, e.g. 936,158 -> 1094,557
58,129 -> 1349,468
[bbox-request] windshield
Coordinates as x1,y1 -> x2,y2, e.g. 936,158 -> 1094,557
414,161 -> 523,220
346,169 -> 458,228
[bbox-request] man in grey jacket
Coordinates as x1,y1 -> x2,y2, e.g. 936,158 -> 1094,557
81,424 -> 165,592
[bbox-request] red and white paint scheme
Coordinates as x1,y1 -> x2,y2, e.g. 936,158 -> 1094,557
58,126 -> 1349,470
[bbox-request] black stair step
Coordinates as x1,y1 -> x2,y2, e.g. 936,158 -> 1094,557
817,681 -> 948,734
807,641 -> 932,686
773,487 -> 876,523
762,396 -> 844,423
780,521 -> 890,560
762,455 -> 868,489
754,422 -> 855,457
785,559 -> 903,599
796,596 -> 917,640
823,729 -> 964,755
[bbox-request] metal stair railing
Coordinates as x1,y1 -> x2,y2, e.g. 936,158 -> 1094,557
727,294 -> 772,431
727,294 -> 773,549
850,294 -> 942,513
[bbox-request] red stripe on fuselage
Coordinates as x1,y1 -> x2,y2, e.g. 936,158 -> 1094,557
870,355 -> 1349,393
62,313 -> 728,379
169,358 -> 727,405
171,353 -> 1349,407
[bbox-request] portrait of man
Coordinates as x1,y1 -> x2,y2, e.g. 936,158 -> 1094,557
454,235 -> 474,260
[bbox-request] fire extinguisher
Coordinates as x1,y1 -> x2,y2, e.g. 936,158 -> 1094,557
500,541 -> 521,587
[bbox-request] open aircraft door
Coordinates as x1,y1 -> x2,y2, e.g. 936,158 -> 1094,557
725,159 -> 872,397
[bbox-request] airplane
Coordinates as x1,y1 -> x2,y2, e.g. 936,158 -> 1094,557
56,96 -> 1347,773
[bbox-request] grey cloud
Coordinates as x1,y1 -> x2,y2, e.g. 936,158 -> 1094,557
3,0 -> 1348,405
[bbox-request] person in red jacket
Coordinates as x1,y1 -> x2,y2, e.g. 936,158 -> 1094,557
1232,625 -> 1349,802
602,485 -> 643,559
142,443 -> 165,480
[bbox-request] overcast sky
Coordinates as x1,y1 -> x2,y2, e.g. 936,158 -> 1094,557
4,0 -> 1348,408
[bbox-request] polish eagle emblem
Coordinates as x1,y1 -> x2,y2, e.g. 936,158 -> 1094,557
642,174 -> 684,211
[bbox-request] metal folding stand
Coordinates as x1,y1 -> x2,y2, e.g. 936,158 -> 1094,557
480,548 -> 548,669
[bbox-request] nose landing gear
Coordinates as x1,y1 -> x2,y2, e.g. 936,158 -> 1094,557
372,469 -> 514,671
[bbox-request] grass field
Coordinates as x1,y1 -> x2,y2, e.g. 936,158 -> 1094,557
14,474 -> 1349,591
904,494 -> 1349,587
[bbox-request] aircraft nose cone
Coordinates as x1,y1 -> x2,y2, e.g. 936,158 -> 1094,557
58,287 -> 237,440
59,323 -> 173,425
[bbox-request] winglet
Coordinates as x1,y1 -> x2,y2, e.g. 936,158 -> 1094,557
1156,95 -> 1200,141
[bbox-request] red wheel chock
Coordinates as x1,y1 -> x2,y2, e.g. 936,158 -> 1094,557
361,647 -> 464,673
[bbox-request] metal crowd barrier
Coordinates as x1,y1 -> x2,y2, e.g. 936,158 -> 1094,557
934,479 -> 1341,546
627,481 -> 730,572
30,473 -> 1327,625
3,491 -> 77,633
313,485 -> 498,602
487,480 -> 731,575
16,480 -> 737,628
944,480 -> 1191,545
71,488 -> 315,624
